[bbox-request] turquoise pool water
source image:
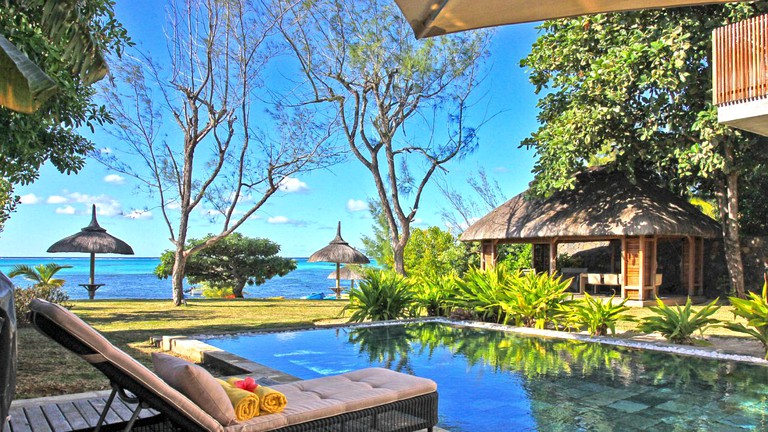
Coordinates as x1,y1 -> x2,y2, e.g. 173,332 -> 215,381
204,323 -> 768,431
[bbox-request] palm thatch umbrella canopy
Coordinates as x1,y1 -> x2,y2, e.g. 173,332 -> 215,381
327,265 -> 365,293
47,205 -> 134,298
309,222 -> 369,298
394,0 -> 742,39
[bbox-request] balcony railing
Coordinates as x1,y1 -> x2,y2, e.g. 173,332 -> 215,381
713,15 -> 768,106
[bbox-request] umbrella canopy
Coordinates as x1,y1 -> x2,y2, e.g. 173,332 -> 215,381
309,222 -> 369,298
394,0 -> 743,39
327,266 -> 364,281
47,205 -> 134,298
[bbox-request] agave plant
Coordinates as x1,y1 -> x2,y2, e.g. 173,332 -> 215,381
637,298 -> 720,344
568,293 -> 631,336
724,280 -> 768,359
342,270 -> 414,322
498,271 -> 573,329
8,263 -> 72,288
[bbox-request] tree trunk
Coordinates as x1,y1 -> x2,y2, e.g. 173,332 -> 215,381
232,280 -> 247,298
392,242 -> 406,275
171,247 -> 187,306
722,143 -> 745,297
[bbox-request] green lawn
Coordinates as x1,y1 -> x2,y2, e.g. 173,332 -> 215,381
14,298 -> 754,399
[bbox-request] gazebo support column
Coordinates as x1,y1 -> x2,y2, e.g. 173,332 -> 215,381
687,236 -> 696,297
549,239 -> 558,275
638,236 -> 646,301
480,240 -> 498,270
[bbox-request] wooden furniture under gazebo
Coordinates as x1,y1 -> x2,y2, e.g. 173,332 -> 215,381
461,168 -> 720,304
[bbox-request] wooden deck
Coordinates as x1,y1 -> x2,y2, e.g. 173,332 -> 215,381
7,390 -> 159,432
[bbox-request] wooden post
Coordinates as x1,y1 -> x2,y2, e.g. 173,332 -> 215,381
687,236 -> 696,297
480,240 -> 497,270
620,237 -> 627,299
651,236 -> 658,298
638,236 -> 646,301
697,237 -> 705,296
549,240 -> 557,275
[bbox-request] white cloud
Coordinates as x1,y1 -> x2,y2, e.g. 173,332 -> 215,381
124,209 -> 152,220
268,215 -> 290,224
55,206 -> 76,215
19,194 -> 40,205
279,177 -> 309,193
67,193 -> 122,216
100,147 -> 113,155
104,174 -> 125,184
346,199 -> 367,212
493,166 -> 509,173
47,195 -> 68,204
166,201 -> 181,210
412,218 -> 425,226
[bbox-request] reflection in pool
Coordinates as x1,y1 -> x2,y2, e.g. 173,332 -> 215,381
204,323 -> 768,431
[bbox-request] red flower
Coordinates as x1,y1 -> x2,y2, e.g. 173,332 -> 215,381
234,377 -> 259,392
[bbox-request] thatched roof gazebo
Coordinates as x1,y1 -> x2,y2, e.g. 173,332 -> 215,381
461,168 -> 721,302
309,222 -> 370,298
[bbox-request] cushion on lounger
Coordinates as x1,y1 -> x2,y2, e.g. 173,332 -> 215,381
153,353 -> 237,426
28,299 -> 224,432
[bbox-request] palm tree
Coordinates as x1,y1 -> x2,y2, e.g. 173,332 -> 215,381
8,263 -> 72,288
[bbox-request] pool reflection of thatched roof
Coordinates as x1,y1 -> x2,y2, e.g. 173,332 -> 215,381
461,168 -> 721,242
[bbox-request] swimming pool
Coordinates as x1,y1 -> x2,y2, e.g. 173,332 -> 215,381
204,322 -> 768,431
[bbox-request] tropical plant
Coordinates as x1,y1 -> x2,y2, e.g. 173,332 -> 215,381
13,285 -> 71,326
451,264 -> 517,322
412,272 -> 455,317
342,270 -> 414,322
724,279 -> 768,359
8,263 -> 72,288
637,298 -> 721,344
498,271 -> 573,329
568,293 -> 631,336
199,282 -> 237,299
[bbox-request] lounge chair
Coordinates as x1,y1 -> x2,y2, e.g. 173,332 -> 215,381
27,299 -> 438,432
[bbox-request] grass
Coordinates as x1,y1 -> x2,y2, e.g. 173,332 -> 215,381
16,298 -> 345,399
15,298 -> 752,399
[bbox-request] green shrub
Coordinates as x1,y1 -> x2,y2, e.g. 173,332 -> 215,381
342,270 -> 414,322
412,272 -> 455,317
638,298 -> 720,344
724,281 -> 768,359
568,293 -> 630,336
200,282 -> 237,299
14,285 -> 71,326
451,264 -> 517,322
499,271 -> 573,329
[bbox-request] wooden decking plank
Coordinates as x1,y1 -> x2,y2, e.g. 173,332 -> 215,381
88,397 -> 122,425
73,399 -> 100,427
22,407 -> 52,432
8,407 -> 32,432
137,407 -> 160,419
109,397 -> 136,421
40,404 -> 73,432
56,402 -> 90,431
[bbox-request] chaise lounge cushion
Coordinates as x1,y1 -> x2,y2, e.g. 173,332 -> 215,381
225,368 -> 437,431
152,353 -> 237,426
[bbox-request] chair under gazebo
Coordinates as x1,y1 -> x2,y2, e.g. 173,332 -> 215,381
460,168 -> 722,305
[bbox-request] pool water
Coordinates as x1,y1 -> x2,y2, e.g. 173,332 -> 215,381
204,323 -> 768,431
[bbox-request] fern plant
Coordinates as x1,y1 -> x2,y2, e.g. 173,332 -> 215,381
342,270 -> 414,322
637,298 -> 720,344
724,280 -> 768,359
568,293 -> 631,336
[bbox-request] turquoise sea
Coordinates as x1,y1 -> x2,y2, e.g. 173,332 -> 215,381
0,257 -> 348,300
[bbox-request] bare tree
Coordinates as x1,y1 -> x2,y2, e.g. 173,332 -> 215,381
98,0 -> 339,305
279,0 -> 490,274
438,167 -> 507,235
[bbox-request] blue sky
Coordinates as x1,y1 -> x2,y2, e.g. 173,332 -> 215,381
0,3 -> 543,258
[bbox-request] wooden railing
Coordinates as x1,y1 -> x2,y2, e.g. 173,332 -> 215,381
713,15 -> 768,106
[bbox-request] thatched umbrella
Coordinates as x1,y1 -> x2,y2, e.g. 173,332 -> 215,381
394,0 -> 738,39
309,222 -> 369,299
47,205 -> 134,299
327,265 -> 365,294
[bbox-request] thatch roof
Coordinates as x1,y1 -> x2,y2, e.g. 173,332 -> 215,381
308,222 -> 370,264
328,266 -> 364,281
47,205 -> 134,254
461,168 -> 722,242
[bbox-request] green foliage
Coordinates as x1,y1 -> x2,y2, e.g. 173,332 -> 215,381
412,272 -> 455,317
724,281 -> 768,359
342,270 -> 414,322
14,285 -> 71,327
199,282 -> 236,299
497,244 -> 532,271
0,0 -> 131,229
155,233 -> 296,298
361,200 -> 393,268
404,227 -> 473,277
498,271 -> 573,329
568,293 -> 631,336
451,264 -> 516,323
638,298 -> 721,344
555,252 -> 583,271
8,263 -> 72,288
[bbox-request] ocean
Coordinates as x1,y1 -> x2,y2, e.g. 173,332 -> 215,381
0,257 -> 355,300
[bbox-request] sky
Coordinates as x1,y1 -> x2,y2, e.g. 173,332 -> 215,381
0,2 -> 544,258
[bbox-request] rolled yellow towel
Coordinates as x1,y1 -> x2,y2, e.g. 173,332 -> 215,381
216,379 -> 260,420
226,377 -> 287,414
